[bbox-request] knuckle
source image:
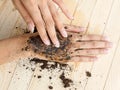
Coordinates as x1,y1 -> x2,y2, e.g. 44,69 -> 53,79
46,19 -> 54,27
86,50 -> 91,54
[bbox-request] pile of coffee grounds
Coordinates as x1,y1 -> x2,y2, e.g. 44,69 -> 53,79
59,72 -> 73,88
29,58 -> 74,89
27,32 -> 72,61
9,57 -> 88,90
29,58 -> 71,71
86,71 -> 92,77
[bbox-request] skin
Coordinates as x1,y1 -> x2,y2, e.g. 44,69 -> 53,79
0,25 -> 112,65
12,0 -> 85,47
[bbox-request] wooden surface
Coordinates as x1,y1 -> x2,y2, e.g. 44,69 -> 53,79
0,0 -> 120,90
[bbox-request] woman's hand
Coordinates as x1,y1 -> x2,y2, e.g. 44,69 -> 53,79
27,25 -> 112,62
12,0 -> 82,47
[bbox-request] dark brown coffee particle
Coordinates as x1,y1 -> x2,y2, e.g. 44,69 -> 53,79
48,86 -> 53,89
86,71 -> 91,77
37,75 -> 41,79
49,77 -> 52,79
59,72 -> 73,88
26,67 -> 29,69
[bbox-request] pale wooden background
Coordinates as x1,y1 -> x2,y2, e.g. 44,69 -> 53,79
0,0 -> 120,90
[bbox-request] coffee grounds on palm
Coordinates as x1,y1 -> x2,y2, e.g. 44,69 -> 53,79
27,32 -> 72,61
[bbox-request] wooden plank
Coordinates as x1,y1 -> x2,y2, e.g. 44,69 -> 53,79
8,58 -> 37,90
104,39 -> 120,90
85,0 -> 120,90
103,1 -> 120,89
0,0 -> 7,10
72,0 -> 97,27
0,61 -> 17,90
58,0 -> 79,24
0,0 -> 19,39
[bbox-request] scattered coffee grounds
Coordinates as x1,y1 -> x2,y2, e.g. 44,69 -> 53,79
27,32 -> 72,61
30,58 -> 71,70
37,75 -> 41,79
31,68 -> 35,72
86,71 -> 91,77
49,77 -> 52,79
64,26 -> 68,29
26,67 -> 29,70
21,46 -> 30,51
48,85 -> 53,89
59,72 -> 73,88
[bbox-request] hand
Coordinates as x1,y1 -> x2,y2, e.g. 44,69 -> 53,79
28,25 -> 112,62
12,0 -> 82,47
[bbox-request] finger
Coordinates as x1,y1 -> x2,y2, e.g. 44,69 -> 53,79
21,0 -> 50,45
64,24 -> 86,32
70,56 -> 98,62
79,34 -> 110,41
12,0 -> 34,33
48,1 -> 68,38
73,41 -> 113,49
39,1 -> 60,47
71,48 -> 109,56
69,34 -> 110,43
53,0 -> 73,19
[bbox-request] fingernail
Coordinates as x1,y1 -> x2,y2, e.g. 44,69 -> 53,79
27,23 -> 34,33
62,28 -> 68,37
44,40 -> 50,45
55,41 -> 60,48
